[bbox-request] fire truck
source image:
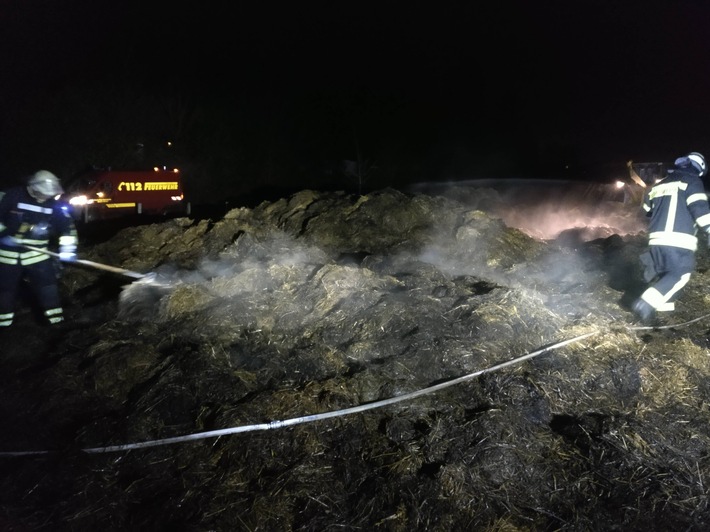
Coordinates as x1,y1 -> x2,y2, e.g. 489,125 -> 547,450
63,167 -> 191,223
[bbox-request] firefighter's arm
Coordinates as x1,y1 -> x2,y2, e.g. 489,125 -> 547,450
52,203 -> 79,260
686,180 -> 710,236
642,190 -> 652,216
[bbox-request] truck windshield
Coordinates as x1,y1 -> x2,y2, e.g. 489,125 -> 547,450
66,177 -> 97,194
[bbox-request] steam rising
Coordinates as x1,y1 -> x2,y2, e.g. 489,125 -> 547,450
119,181 -> 646,324
409,179 -> 647,240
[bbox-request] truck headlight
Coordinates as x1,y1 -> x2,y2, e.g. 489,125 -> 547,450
68,195 -> 89,206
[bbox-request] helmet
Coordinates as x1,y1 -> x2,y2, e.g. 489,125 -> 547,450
687,152 -> 707,177
27,170 -> 63,200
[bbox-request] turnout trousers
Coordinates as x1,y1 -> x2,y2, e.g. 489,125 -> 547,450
639,245 -> 695,313
0,259 -> 64,327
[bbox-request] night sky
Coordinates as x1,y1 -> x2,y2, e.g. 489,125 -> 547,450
1,1 -> 709,196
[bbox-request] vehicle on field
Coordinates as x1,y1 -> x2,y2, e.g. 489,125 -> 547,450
63,167 -> 190,223
616,161 -> 666,205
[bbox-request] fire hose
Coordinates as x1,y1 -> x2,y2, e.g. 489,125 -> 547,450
0,330 -> 599,455
2,313 -> 710,456
23,244 -> 151,281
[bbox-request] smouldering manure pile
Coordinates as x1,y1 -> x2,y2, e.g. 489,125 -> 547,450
2,188 -> 710,530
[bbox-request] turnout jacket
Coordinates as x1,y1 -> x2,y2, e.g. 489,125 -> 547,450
642,167 -> 710,251
0,186 -> 78,266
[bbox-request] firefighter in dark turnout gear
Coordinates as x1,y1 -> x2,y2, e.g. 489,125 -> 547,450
0,170 -> 78,328
632,152 -> 710,324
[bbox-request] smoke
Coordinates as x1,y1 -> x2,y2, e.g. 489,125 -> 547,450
118,180 -> 645,323
408,179 -> 643,314
118,231 -> 332,322
409,178 -> 647,240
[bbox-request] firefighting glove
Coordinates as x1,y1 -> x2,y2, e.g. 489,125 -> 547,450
29,221 -> 50,239
0,234 -> 19,247
59,245 -> 77,262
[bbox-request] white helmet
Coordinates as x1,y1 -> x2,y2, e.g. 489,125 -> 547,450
687,152 -> 707,177
27,170 -> 64,200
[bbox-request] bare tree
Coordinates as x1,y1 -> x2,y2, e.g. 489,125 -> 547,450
342,134 -> 377,195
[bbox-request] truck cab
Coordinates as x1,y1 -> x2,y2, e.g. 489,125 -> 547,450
64,167 -> 191,223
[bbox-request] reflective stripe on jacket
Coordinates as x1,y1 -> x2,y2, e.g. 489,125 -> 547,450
642,168 -> 710,251
0,247 -> 53,266
0,185 -> 78,265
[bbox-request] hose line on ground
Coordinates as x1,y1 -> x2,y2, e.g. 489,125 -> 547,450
5,312 -> 710,457
0,331 -> 598,457
627,311 -> 710,331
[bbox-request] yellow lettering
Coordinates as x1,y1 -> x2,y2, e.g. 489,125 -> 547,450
144,182 -> 179,191
113,181 -> 180,192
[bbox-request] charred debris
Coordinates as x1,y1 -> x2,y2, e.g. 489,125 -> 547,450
2,186 -> 710,531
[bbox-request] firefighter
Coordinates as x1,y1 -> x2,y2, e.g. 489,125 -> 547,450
632,152 -> 710,324
0,170 -> 78,329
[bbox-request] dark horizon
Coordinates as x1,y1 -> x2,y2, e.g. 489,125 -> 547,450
1,1 -> 709,200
